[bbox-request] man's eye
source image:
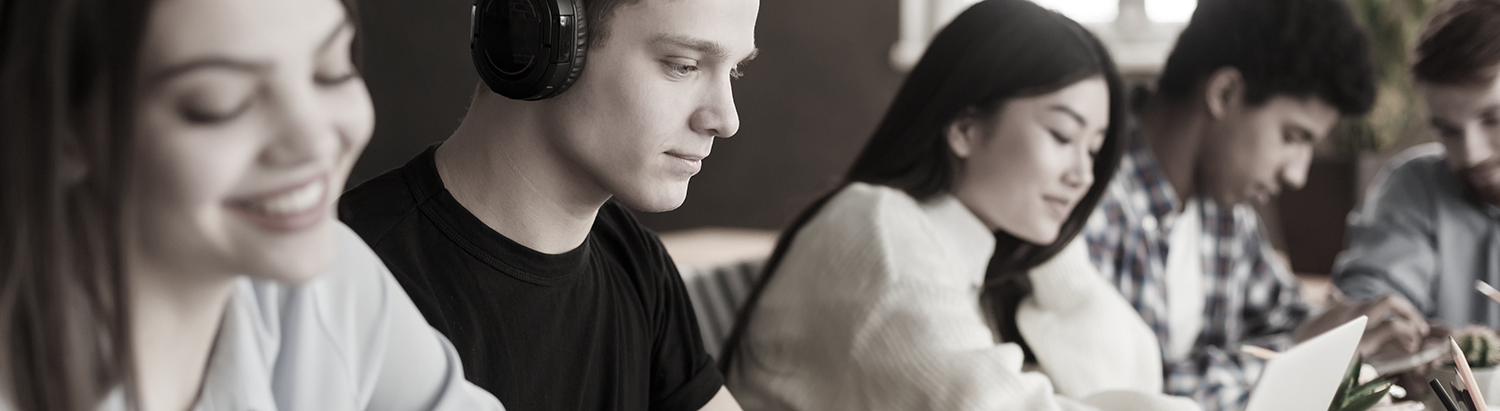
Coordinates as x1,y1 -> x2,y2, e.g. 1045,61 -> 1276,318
664,61 -> 699,78
1433,125 -> 1462,139
1283,129 -> 1312,144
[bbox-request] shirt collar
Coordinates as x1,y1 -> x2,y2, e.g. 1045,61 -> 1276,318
1123,126 -> 1184,222
194,280 -> 279,411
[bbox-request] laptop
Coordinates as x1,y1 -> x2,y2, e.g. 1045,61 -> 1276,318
1244,316 -> 1368,411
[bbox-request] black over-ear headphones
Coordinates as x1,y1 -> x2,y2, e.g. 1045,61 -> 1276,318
470,0 -> 588,100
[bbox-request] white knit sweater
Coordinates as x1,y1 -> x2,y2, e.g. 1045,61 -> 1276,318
727,183 -> 1199,411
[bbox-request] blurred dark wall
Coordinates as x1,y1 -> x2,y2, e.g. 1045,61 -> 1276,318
352,0 -> 906,232
352,0 -> 478,187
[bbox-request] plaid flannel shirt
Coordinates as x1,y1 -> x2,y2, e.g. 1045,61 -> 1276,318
1082,133 -> 1312,411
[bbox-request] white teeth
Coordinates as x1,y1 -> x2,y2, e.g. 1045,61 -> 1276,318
250,179 -> 325,216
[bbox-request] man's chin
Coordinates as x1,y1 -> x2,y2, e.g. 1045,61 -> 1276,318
1208,190 -> 1245,207
613,188 -> 689,213
1469,179 -> 1500,206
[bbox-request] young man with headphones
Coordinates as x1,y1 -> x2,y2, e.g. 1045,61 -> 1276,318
338,0 -> 756,409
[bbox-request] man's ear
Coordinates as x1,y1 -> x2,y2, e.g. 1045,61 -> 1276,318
1203,67 -> 1245,121
945,109 -> 985,160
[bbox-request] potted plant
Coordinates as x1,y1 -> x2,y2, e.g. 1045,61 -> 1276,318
1330,356 -> 1395,411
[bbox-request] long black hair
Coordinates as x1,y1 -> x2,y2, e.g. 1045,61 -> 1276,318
718,0 -> 1127,374
0,0 -> 362,409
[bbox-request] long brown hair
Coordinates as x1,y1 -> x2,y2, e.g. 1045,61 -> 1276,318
1,0 -> 148,409
0,0 -> 362,409
718,0 -> 1127,374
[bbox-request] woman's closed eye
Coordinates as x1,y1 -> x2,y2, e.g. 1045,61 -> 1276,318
315,69 -> 359,86
314,29 -> 360,86
1049,130 -> 1073,145
177,87 -> 255,125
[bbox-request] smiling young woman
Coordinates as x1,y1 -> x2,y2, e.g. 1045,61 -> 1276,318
0,0 -> 503,409
715,1 -> 1196,410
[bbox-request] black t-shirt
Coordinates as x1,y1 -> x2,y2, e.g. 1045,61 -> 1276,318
338,145 -> 723,411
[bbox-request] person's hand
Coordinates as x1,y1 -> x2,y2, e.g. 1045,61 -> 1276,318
1386,322 -> 1453,401
1294,294 -> 1430,358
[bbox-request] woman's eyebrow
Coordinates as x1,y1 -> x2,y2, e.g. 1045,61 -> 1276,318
146,17 -> 351,86
148,57 -> 267,86
315,18 -> 354,55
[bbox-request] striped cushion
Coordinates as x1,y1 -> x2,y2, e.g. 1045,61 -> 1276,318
680,259 -> 765,357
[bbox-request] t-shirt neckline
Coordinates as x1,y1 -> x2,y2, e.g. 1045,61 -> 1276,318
405,144 -> 593,285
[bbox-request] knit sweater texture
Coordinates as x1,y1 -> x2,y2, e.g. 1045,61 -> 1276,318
728,183 -> 1199,411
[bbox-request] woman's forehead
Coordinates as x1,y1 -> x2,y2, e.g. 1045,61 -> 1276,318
139,0 -> 347,73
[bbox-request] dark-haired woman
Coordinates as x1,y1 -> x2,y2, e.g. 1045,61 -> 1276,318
0,0 -> 503,410
717,1 -> 1197,410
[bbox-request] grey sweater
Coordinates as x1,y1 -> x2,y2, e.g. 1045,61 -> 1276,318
1335,143 -> 1500,328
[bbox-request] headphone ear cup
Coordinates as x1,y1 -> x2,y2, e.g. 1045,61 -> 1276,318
471,0 -> 588,100
546,0 -> 588,97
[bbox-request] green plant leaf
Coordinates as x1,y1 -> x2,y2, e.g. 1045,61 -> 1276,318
1330,356 -> 1362,409
1344,357 -> 1368,408
1343,383 -> 1394,411
1348,379 -> 1393,403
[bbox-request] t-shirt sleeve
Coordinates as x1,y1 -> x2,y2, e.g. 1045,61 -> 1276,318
646,240 -> 725,410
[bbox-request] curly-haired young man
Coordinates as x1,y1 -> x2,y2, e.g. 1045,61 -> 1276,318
1335,0 -> 1500,345
1080,0 -> 1428,409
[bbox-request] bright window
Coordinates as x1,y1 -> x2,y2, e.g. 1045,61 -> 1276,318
1146,0 -> 1197,23
891,0 -> 1195,73
1031,0 -> 1119,23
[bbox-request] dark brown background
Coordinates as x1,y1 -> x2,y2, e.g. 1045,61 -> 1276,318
352,0 -> 906,233
353,0 -> 1396,275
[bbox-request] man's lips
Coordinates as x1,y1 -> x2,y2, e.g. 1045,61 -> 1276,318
667,152 -> 708,162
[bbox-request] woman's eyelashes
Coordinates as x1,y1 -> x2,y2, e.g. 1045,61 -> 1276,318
1050,129 -> 1102,159
1049,130 -> 1072,145
315,41 -> 359,86
175,61 -> 358,125
177,89 -> 254,125
315,69 -> 359,86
